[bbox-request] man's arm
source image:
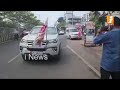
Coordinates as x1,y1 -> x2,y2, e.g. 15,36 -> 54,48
93,32 -> 109,44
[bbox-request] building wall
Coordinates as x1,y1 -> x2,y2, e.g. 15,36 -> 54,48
64,11 -> 73,23
64,11 -> 81,26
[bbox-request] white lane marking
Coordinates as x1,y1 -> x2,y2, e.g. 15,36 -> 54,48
66,45 -> 100,77
8,53 -> 20,63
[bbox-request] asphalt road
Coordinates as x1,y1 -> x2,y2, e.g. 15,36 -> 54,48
0,35 -> 99,79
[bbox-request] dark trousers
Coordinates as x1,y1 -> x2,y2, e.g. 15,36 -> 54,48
100,67 -> 120,79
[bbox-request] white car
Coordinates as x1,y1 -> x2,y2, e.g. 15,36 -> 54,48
59,30 -> 64,35
66,27 -> 82,40
19,26 -> 61,61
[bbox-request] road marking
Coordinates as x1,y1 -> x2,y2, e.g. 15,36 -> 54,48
8,53 -> 20,63
66,45 -> 100,77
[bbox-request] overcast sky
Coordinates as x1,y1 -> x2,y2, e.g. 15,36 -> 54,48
32,11 -> 90,26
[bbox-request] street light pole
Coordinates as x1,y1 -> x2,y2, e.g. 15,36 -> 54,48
72,11 -> 73,26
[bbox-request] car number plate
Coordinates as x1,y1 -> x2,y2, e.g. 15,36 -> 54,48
32,51 -> 43,56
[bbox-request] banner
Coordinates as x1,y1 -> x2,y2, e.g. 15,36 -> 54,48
75,23 -> 82,37
86,21 -> 95,29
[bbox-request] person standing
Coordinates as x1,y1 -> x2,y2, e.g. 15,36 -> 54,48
93,17 -> 120,79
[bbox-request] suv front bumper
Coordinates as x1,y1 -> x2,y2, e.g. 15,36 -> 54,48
20,43 -> 60,56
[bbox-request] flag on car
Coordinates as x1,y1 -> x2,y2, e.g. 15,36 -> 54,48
35,18 -> 48,47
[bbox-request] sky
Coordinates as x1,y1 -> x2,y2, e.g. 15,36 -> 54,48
32,11 -> 90,26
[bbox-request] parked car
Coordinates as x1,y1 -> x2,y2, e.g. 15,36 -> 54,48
66,27 -> 82,40
19,26 -> 61,61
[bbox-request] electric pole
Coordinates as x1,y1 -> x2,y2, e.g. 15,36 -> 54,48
72,11 -> 73,26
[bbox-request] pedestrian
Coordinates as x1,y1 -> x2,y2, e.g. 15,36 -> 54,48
93,17 -> 120,79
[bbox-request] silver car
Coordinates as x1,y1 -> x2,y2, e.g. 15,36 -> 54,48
66,27 -> 82,40
19,26 -> 61,61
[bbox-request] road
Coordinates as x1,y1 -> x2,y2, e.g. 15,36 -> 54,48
0,35 -> 101,79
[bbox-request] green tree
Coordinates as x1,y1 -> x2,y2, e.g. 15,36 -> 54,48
0,11 -> 43,29
89,11 -> 101,35
57,17 -> 66,30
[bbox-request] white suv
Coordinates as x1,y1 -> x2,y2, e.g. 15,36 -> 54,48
19,26 -> 61,61
66,27 -> 82,40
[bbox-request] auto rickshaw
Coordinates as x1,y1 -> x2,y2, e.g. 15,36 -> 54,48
83,28 -> 96,47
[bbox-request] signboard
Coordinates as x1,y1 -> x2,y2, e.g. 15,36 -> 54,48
86,21 -> 95,29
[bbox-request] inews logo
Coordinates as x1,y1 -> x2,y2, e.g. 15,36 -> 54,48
107,15 -> 114,25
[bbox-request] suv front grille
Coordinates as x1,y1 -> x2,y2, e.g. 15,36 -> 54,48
26,40 -> 47,46
27,40 -> 33,46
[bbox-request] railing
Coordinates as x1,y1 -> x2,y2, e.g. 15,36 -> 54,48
0,27 -> 16,44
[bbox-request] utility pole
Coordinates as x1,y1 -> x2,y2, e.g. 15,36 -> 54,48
72,11 -> 73,26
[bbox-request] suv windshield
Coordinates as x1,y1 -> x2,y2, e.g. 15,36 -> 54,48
30,27 -> 41,34
30,27 -> 58,35
46,27 -> 58,35
70,29 -> 78,32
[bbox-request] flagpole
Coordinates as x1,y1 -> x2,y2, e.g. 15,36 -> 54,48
46,18 -> 48,49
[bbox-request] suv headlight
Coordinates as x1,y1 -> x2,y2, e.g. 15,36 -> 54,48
20,39 -> 27,43
49,39 -> 58,43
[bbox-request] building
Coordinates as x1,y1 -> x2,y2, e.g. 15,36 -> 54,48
67,16 -> 81,25
64,11 -> 73,23
64,11 -> 81,27
80,13 -> 90,26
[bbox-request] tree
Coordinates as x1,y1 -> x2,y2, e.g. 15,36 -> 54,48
89,11 -> 101,36
57,17 -> 66,30
0,11 -> 43,29
58,17 -> 64,22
